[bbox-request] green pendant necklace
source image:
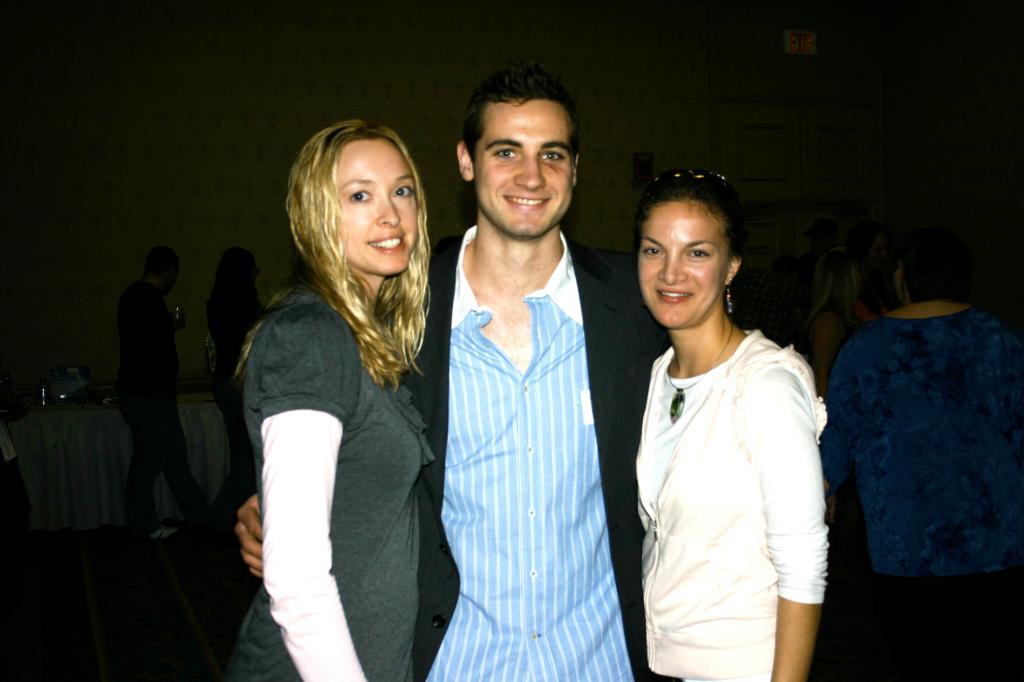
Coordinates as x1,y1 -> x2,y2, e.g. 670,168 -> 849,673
669,326 -> 735,424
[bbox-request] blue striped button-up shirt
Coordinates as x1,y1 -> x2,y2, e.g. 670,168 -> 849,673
427,229 -> 632,681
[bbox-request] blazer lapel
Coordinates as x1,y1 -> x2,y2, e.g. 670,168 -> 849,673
409,239 -> 459,505
570,242 -> 629,467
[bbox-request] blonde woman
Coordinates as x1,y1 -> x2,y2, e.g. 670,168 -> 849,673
634,169 -> 828,682
801,247 -> 867,581
226,121 -> 432,682
802,247 -> 860,398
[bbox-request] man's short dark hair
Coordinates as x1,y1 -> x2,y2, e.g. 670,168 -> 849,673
462,61 -> 579,157
143,246 -> 179,276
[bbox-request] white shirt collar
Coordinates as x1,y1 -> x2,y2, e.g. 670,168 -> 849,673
451,226 -> 583,329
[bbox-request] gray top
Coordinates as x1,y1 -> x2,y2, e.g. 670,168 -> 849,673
226,289 -> 432,682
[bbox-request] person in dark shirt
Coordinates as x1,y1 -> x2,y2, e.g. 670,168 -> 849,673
116,246 -> 209,539
206,246 -> 262,531
796,217 -> 839,292
728,266 -> 805,348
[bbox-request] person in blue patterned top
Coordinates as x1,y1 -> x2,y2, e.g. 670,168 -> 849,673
820,227 -> 1023,682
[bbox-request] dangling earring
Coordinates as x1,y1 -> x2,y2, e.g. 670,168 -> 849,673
725,283 -> 734,315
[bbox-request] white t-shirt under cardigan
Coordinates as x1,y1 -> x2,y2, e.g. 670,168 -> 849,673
637,329 -> 828,680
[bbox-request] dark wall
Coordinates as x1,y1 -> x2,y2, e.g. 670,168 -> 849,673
880,4 -> 1024,325
1,1 -> 1018,389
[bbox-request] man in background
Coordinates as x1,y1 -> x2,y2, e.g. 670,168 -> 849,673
116,246 -> 208,539
796,217 -> 839,291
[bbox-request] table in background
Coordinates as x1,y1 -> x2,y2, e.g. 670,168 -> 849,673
9,395 -> 229,531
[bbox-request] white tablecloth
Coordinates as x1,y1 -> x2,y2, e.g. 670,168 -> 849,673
8,397 -> 229,530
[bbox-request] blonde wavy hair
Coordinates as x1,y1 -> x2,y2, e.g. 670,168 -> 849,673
239,120 -> 430,388
803,247 -> 860,339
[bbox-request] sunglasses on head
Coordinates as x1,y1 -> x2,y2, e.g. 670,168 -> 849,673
650,168 -> 730,186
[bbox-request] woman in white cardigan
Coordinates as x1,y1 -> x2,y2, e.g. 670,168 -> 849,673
634,169 -> 828,682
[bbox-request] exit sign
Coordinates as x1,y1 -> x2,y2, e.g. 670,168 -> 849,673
784,30 -> 817,55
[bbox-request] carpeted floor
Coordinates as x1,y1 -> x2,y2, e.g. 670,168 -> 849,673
1,524 -> 898,681
2,524 -> 259,681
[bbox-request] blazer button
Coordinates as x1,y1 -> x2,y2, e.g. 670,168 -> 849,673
439,543 -> 449,555
432,614 -> 447,628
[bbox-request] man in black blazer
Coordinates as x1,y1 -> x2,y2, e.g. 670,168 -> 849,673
410,240 -> 665,680
237,62 -> 666,681
407,61 -> 666,681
